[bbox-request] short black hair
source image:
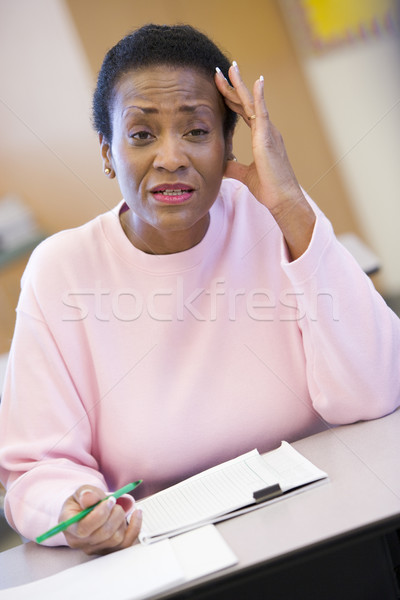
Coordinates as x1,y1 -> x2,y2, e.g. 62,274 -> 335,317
92,24 -> 237,142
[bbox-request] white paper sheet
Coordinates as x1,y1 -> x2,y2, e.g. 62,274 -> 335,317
138,443 -> 327,543
138,449 -> 275,542
170,524 -> 237,580
0,540 -> 183,600
0,525 -> 237,600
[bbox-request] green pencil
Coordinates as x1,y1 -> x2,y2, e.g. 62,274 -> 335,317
36,480 -> 142,544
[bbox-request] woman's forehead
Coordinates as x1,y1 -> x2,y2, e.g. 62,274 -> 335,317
112,66 -> 222,112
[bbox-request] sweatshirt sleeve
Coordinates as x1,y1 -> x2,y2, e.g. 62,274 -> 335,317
280,198 -> 400,424
0,271 -> 108,546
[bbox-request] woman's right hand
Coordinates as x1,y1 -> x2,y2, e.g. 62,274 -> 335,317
60,485 -> 142,555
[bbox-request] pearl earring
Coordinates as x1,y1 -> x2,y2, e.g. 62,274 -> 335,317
104,167 -> 111,175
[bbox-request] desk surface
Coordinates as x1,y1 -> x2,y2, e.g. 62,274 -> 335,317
1,408 -> 400,594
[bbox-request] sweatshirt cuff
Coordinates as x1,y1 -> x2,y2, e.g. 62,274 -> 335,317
114,492 -> 135,516
280,209 -> 334,285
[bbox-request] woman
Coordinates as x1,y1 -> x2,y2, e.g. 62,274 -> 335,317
0,24 -> 399,555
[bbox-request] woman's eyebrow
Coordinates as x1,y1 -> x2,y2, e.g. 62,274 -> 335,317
122,105 -> 158,117
178,104 -> 214,114
122,103 -> 214,117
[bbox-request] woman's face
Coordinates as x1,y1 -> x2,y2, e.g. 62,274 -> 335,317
101,66 -> 232,254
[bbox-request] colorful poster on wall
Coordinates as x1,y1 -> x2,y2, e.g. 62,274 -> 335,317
299,0 -> 399,52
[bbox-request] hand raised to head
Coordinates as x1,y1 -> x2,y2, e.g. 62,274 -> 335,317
215,62 -> 315,260
215,62 -> 304,212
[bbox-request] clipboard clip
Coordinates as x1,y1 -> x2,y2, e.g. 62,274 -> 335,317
253,483 -> 282,503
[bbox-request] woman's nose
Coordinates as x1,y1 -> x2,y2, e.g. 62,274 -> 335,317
153,135 -> 189,171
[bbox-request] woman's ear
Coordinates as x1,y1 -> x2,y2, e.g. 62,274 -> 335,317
224,130 -> 234,163
99,133 -> 115,178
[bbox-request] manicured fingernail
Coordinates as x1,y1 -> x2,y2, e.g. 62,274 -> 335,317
215,66 -> 222,75
79,489 -> 93,501
260,75 -> 264,83
232,60 -> 239,71
107,496 -> 116,509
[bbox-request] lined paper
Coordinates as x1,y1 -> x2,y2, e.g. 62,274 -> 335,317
138,443 -> 327,543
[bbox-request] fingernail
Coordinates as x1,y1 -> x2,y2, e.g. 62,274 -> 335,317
107,496 -> 116,509
216,67 -> 229,84
232,60 -> 239,71
260,75 -> 264,83
78,489 -> 93,501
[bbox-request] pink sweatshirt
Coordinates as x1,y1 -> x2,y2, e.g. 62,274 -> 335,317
0,179 -> 399,545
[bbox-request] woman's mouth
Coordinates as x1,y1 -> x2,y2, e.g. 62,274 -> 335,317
150,184 -> 194,204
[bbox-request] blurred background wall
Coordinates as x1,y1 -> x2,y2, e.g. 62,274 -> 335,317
0,0 -> 399,354
282,0 -> 400,299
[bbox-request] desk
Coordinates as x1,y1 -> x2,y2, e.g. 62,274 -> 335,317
1,409 -> 400,599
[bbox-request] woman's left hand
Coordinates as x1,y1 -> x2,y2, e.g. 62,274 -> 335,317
215,62 -> 316,260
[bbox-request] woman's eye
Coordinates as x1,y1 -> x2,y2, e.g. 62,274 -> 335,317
130,131 -> 153,140
187,129 -> 208,137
